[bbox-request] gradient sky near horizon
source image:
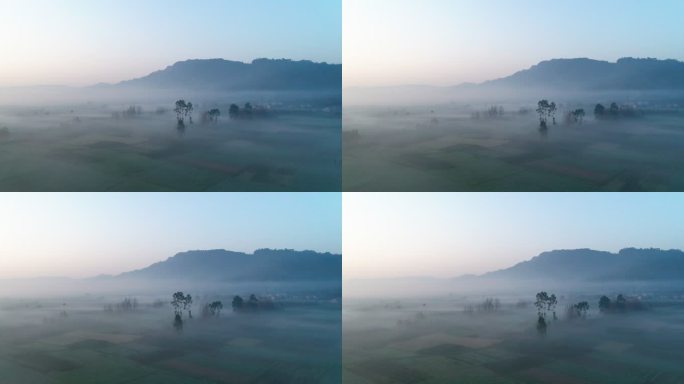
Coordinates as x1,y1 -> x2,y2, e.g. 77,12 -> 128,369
0,0 -> 341,87
0,193 -> 341,279
344,193 -> 684,280
344,0 -> 684,87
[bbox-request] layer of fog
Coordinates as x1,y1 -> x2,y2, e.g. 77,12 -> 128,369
0,85 -> 341,109
344,85 -> 684,108
0,276 -> 341,301
344,277 -> 684,300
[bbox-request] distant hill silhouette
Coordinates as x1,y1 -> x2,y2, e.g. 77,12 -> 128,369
117,58 -> 341,91
482,248 -> 684,281
479,58 -> 684,91
117,249 -> 341,282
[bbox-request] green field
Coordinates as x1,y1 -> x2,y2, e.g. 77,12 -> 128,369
0,294 -> 341,384
344,294 -> 684,384
0,106 -> 340,191
343,105 -> 684,191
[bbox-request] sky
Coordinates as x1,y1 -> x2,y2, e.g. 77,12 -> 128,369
0,193 -> 341,279
0,0 -> 341,87
344,0 -> 684,87
344,193 -> 684,280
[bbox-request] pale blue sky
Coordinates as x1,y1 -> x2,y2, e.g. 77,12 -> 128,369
345,193 -> 684,279
0,193 -> 341,278
0,0 -> 341,86
345,0 -> 684,86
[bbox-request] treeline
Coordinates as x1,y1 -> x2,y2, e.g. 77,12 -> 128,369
103,297 -> 139,313
464,298 -> 502,314
532,290 -> 647,335
471,106 -> 505,120
598,294 -> 645,313
227,103 -> 270,119
112,105 -> 143,119
232,294 -> 277,312
594,102 -> 641,119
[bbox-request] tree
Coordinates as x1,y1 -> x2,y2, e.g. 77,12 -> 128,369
186,102 -> 194,124
174,100 -> 187,125
570,301 -> 589,319
535,291 -> 558,321
535,291 -> 557,319
172,292 -> 193,319
609,102 -> 620,116
208,109 -> 221,123
536,100 -> 550,128
616,294 -> 627,310
534,291 -> 558,334
171,291 -> 188,330
232,295 -> 244,311
173,100 -> 194,126
244,102 -> 253,115
569,109 -> 586,124
537,315 -> 547,336
172,291 -> 185,316
209,301 -> 223,317
229,104 -> 240,119
598,295 -> 611,312
174,313 -> 183,331
184,294 -> 193,318
594,103 -> 606,118
247,294 -> 259,309
536,100 -> 557,129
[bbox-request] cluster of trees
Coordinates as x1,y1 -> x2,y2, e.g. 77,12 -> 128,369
471,106 -> 505,120
0,126 -> 9,138
598,294 -> 645,313
174,100 -> 195,128
171,291 -> 193,330
229,103 -> 251,119
464,297 -> 501,314
201,301 -> 224,318
112,105 -> 143,120
172,100 -> 269,131
232,294 -> 276,312
565,301 -> 590,320
536,100 -> 558,128
228,102 -> 269,119
594,102 -> 640,119
534,291 -> 558,335
200,109 -> 221,124
104,297 -> 139,313
565,109 -> 586,125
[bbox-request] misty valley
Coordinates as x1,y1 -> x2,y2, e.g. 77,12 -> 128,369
0,59 -> 342,191
344,290 -> 684,384
344,58 -> 684,192
0,249 -> 342,384
344,249 -> 684,383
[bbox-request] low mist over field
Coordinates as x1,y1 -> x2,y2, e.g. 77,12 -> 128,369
0,58 -> 342,191
344,58 -> 684,191
345,248 -> 684,383
0,0 -> 342,191
0,193 -> 342,383
0,249 -> 342,384
343,0 -> 684,192
344,193 -> 684,383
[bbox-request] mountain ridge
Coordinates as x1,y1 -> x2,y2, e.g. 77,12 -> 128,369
114,248 -> 341,282
478,247 -> 684,281
116,58 -> 341,91
476,57 -> 684,91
